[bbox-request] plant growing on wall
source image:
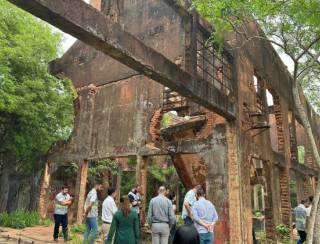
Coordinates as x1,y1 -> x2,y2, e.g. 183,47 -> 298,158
192,1 -> 320,242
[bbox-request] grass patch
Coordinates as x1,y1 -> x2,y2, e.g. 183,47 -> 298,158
0,210 -> 40,229
70,224 -> 86,234
39,218 -> 53,227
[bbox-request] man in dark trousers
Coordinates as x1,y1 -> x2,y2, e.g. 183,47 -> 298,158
128,185 -> 142,216
53,186 -> 73,242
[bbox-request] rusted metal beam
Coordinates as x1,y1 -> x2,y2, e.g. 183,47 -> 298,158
8,0 -> 235,120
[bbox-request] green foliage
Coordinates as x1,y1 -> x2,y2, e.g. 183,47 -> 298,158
88,159 -> 119,183
289,180 -> 298,208
276,224 -> 291,240
0,210 -> 40,229
70,224 -> 86,234
0,0 -> 75,172
39,218 -> 53,227
192,0 -> 320,112
297,145 -> 305,164
255,231 -> 266,241
160,113 -> 171,129
253,210 -> 263,218
121,171 -> 136,197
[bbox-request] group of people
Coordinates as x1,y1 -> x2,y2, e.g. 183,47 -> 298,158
294,196 -> 313,244
52,182 -> 218,244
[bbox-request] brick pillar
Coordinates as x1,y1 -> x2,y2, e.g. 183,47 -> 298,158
136,155 -> 148,226
73,160 -> 89,224
274,96 -> 292,227
305,140 -> 314,168
264,162 -> 276,240
38,162 -> 51,218
226,123 -> 244,243
279,167 -> 291,226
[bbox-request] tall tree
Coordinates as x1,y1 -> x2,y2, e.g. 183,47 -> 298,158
0,0 -> 75,211
191,0 -> 320,242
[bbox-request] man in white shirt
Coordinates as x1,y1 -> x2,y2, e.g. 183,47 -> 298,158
101,187 -> 118,241
53,186 -> 73,242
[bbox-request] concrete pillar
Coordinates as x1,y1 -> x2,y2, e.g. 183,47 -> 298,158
136,155 -> 148,226
116,169 -> 122,203
261,186 -> 265,210
38,162 -> 51,219
226,122 -> 244,243
73,160 -> 89,224
253,185 -> 259,210
264,162 -> 276,240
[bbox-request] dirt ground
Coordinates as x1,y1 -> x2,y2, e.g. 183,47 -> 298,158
0,226 -> 151,244
0,226 -> 64,243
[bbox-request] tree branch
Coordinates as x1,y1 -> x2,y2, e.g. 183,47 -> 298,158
297,36 -> 320,60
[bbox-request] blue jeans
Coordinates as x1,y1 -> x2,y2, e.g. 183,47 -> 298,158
83,217 -> 98,244
297,230 -> 306,244
199,232 -> 213,244
183,216 -> 194,225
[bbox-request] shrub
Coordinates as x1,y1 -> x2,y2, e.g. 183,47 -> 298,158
276,224 -> 290,240
0,210 -> 40,229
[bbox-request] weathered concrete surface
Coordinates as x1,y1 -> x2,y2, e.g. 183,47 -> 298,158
9,0 -> 235,119
10,0 -> 320,243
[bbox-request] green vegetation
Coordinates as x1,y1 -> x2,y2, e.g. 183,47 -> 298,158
289,180 -> 298,208
276,224 -> 291,241
160,112 -> 171,129
0,210 -> 40,229
0,0 -> 75,210
70,224 -> 86,234
192,0 -> 320,240
88,159 -> 120,183
253,210 -> 263,218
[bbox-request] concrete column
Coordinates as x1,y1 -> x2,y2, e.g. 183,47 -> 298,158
73,159 -> 89,224
261,186 -> 265,210
253,185 -> 259,210
135,155 -> 148,226
116,169 -> 122,203
38,162 -> 51,219
226,122 -> 244,243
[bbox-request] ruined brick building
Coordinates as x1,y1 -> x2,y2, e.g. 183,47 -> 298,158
10,0 -> 320,243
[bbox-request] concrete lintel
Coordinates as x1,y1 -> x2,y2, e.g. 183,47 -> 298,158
164,138 -> 212,154
9,0 -> 235,120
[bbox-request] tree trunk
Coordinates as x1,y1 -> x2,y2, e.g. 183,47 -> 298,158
0,167 -> 10,212
6,175 -> 22,212
292,82 -> 320,244
312,191 -> 320,243
28,157 -> 45,211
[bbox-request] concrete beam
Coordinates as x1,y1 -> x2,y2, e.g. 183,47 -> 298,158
291,162 -> 318,176
164,138 -> 212,154
9,0 -> 235,120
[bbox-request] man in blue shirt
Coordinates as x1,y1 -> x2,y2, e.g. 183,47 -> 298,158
192,188 -> 218,244
181,185 -> 201,225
